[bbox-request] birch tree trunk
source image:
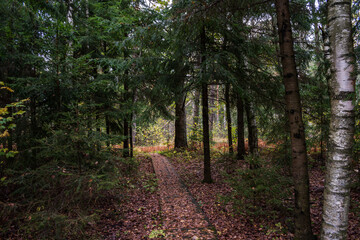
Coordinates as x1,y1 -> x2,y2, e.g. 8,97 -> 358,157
275,0 -> 313,238
321,0 -> 355,239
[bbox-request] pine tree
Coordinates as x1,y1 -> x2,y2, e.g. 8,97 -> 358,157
275,0 -> 313,238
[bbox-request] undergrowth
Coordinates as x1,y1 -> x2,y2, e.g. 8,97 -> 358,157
160,148 -> 201,163
222,154 -> 292,217
0,101 -> 143,239
0,150 -> 138,239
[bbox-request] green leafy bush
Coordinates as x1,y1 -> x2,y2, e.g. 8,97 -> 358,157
136,119 -> 172,146
0,82 -> 28,169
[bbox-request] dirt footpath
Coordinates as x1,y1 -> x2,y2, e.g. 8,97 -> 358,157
150,153 -> 217,240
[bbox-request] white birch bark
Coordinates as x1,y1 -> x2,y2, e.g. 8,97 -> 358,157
66,0 -> 74,57
321,0 -> 356,239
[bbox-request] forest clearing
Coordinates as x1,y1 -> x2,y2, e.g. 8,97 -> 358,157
1,0 -> 360,239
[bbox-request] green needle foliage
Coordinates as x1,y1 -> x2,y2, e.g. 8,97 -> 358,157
223,154 -> 292,217
0,0 -> 358,238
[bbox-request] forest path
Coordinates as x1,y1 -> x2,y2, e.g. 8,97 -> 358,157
150,153 -> 217,240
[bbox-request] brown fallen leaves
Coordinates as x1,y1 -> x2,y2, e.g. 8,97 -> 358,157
151,153 -> 216,239
165,149 -> 360,239
88,155 -> 162,239
91,150 -> 359,240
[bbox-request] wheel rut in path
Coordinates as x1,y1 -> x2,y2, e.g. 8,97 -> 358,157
150,153 -> 217,240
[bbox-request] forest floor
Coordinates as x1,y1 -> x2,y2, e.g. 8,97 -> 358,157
162,148 -> 360,239
150,153 -> 216,239
92,154 -> 163,239
0,144 -> 360,240
92,145 -> 360,240
3,145 -> 359,239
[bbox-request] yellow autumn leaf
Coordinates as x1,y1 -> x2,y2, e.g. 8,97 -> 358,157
0,107 -> 8,115
0,86 -> 14,92
0,130 -> 10,138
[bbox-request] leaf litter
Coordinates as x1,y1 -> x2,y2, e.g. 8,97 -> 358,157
90,150 -> 360,240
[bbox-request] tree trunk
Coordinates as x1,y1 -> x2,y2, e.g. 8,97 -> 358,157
174,89 -> 188,149
132,91 -> 137,148
245,99 -> 258,155
95,113 -> 100,133
123,79 -> 130,157
236,94 -> 245,160
123,118 -> 129,157
216,85 -> 220,129
105,113 -> 110,147
202,82 -> 212,183
66,0 -> 74,56
95,113 -> 100,151
223,104 -> 226,136
321,1 -> 355,239
225,83 -> 233,154
193,89 -> 200,126
55,27 -> 61,112
129,113 -> 134,158
130,91 -> 136,158
192,89 -> 200,145
201,25 -> 212,183
209,85 -> 216,141
275,0 -> 313,238
123,47 -> 130,157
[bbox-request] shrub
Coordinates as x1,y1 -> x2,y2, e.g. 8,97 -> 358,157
0,82 -> 28,173
0,104 -> 139,239
0,156 -> 122,239
223,154 -> 292,216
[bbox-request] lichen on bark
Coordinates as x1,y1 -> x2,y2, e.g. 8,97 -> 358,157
321,0 -> 356,239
